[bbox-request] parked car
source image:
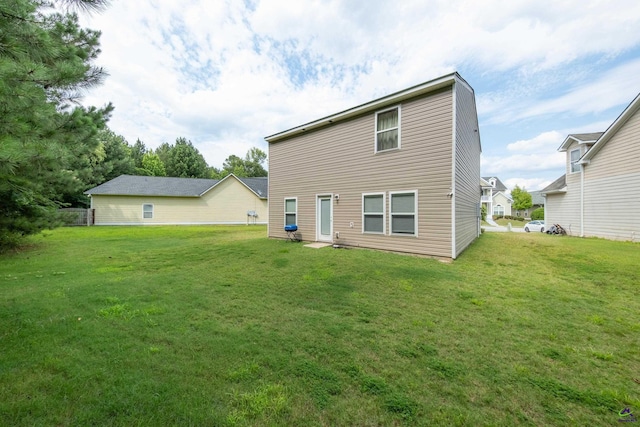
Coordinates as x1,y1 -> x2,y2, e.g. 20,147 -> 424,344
524,220 -> 545,232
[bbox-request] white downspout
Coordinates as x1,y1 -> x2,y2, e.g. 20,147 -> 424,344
450,82 -> 457,259
580,167 -> 583,237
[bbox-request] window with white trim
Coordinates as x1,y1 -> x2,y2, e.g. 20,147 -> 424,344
143,204 -> 153,219
390,191 -> 416,235
362,193 -> 385,234
570,148 -> 581,173
284,198 -> 297,226
493,204 -> 504,217
375,106 -> 400,152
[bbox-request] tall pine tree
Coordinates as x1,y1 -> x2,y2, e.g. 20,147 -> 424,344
0,0 -> 112,249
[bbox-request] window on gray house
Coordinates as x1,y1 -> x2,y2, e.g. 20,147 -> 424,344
570,148 -> 581,173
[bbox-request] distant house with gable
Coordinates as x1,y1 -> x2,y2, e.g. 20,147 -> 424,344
84,174 -> 268,226
481,176 -> 512,218
542,92 -> 640,241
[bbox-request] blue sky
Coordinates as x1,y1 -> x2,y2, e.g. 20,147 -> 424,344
80,0 -> 640,191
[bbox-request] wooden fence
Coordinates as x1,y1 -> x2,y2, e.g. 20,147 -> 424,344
59,208 -> 94,226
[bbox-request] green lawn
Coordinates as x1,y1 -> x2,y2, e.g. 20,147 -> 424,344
1,226 -> 639,426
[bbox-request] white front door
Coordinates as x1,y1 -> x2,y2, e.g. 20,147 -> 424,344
317,195 -> 333,242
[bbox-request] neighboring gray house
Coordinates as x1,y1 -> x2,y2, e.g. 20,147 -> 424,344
526,191 -> 545,217
84,174 -> 268,225
481,176 -> 512,218
266,72 -> 482,259
542,92 -> 640,241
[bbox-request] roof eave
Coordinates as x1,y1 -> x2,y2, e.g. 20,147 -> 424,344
582,92 -> 640,162
87,193 -> 201,197
541,188 -> 567,196
206,173 -> 267,199
265,72 -> 460,143
558,136 -> 599,152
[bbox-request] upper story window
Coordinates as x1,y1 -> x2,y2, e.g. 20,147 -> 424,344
570,148 -> 581,173
284,198 -> 297,226
375,106 -> 400,152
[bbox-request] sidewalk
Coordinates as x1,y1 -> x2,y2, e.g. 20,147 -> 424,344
482,221 -> 525,233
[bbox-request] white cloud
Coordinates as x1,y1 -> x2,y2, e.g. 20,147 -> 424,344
482,152 -> 565,174
504,177 -> 554,192
77,0 -> 640,171
506,131 -> 565,152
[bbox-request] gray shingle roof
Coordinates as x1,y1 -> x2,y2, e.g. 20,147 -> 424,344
85,175 -> 268,198
541,174 -> 566,194
481,176 -> 508,192
238,177 -> 268,198
568,132 -> 603,142
529,190 -> 545,205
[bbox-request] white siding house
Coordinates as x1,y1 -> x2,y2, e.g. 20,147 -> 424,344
542,93 -> 640,241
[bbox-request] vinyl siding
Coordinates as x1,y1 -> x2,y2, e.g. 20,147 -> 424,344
269,86 -> 458,258
91,177 -> 267,225
547,188 -> 581,236
582,172 -> 640,241
546,141 -> 582,234
492,193 -> 512,216
453,82 -> 481,258
582,107 -> 640,240
584,106 -> 640,180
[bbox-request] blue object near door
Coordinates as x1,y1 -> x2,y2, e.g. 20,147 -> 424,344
284,224 -> 299,241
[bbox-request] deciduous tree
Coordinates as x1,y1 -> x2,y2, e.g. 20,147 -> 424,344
220,148 -> 268,177
511,185 -> 533,216
141,153 -> 166,177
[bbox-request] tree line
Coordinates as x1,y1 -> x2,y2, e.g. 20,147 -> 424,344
0,0 -> 265,250
64,130 -> 267,207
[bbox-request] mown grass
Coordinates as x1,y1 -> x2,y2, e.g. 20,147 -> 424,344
1,226 -> 639,426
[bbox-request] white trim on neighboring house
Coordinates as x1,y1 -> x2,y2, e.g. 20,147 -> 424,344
389,190 -> 418,237
581,166 -> 585,237
558,134 -> 601,152
374,105 -> 401,154
580,93 -> 640,162
207,173 -> 267,199
569,148 -> 581,174
362,192 -> 386,234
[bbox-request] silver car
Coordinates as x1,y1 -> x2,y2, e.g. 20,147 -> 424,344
524,220 -> 545,232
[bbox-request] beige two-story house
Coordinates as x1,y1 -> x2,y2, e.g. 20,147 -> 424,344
542,92 -> 640,241
266,72 -> 482,259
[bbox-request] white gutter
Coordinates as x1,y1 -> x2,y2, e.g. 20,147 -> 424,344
451,81 -> 457,259
266,72 -> 461,143
580,165 -> 584,237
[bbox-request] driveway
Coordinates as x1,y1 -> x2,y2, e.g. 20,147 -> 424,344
482,224 -> 525,233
